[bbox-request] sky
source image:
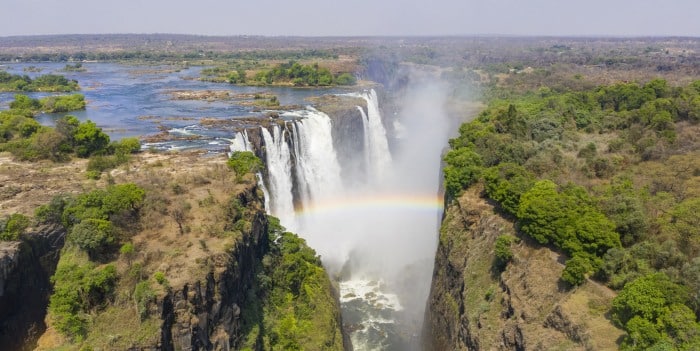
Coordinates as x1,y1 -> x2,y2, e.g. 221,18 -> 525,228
1,0 -> 699,37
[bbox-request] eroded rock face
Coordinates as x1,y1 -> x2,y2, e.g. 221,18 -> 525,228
424,187 -> 623,350
0,226 -> 66,351
158,186 -> 270,351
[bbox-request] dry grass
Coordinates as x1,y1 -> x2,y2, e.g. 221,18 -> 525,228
22,150 -> 260,350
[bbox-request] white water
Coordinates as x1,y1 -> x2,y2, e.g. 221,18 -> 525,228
356,106 -> 372,182
359,90 -> 392,182
229,130 -> 271,213
260,125 -> 296,229
235,86 -> 448,350
282,108 -> 343,208
228,129 -> 252,152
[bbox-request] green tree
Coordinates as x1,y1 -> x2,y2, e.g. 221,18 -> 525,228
667,198 -> 700,257
443,147 -> 483,198
562,254 -> 594,286
516,180 -> 564,245
67,218 -> 115,257
335,73 -> 356,85
103,183 -> 145,215
612,273 -> 689,325
612,273 -> 699,350
0,213 -> 30,241
494,235 -> 517,271
483,163 -> 535,215
9,94 -> 41,110
73,119 -> 110,157
227,151 -> 263,181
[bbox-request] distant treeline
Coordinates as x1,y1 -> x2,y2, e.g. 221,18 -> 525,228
0,49 -> 341,63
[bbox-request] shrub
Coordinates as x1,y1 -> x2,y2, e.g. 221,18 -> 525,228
111,137 -> 141,155
0,213 -> 30,241
67,219 -> 115,257
153,271 -> 168,286
227,151 -> 263,181
443,147 -> 483,198
494,235 -> 516,270
87,154 -> 128,173
39,94 -> 86,113
49,260 -> 117,340
134,281 -> 155,320
35,195 -> 71,225
335,73 -> 356,85
562,254 -> 593,286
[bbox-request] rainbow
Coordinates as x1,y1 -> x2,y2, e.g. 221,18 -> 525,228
294,194 -> 444,217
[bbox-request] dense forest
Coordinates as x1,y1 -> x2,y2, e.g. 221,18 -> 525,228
443,78 -> 700,349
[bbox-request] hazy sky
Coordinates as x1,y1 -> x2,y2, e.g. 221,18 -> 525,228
1,0 -> 698,37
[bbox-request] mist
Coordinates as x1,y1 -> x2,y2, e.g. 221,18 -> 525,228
288,66 -> 455,349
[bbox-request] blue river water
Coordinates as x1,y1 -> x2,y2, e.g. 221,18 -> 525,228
0,62 -> 346,152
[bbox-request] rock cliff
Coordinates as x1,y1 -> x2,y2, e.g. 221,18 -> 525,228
424,186 -> 623,350
18,153 -> 346,351
0,225 -> 65,351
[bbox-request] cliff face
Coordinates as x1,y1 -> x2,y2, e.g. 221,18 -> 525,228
424,187 -> 623,351
25,153 -> 345,351
0,226 -> 65,351
159,188 -> 270,350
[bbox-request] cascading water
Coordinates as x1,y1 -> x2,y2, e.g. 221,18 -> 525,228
228,130 -> 270,212
281,108 -> 343,208
259,125 -> 296,228
229,86 -> 446,350
358,90 -> 392,182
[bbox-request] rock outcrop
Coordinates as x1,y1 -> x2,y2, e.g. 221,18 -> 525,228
424,187 -> 623,350
159,188 -> 270,350
0,225 -> 66,351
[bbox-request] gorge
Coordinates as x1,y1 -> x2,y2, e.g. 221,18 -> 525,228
2,35 -> 699,350
229,79 -> 454,349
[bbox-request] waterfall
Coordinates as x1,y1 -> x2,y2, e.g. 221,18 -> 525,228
228,129 -> 252,153
283,108 -> 342,208
356,106 -> 372,182
359,89 -> 392,181
228,88 -> 438,350
229,130 -> 270,212
260,125 -> 296,229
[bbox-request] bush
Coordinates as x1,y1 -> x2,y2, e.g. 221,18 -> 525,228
227,151 -> 263,181
74,120 -> 110,158
612,273 -> 700,350
35,195 -> 71,225
443,147 -> 483,198
134,281 -> 155,320
335,73 -> 356,86
49,259 -> 117,340
494,235 -> 516,270
39,94 -> 86,113
153,271 -> 167,286
562,254 -> 594,286
67,219 -> 115,257
0,213 -> 30,241
111,137 -> 141,155
87,154 -> 129,173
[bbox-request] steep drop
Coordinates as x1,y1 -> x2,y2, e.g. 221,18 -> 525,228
231,86 -> 450,350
